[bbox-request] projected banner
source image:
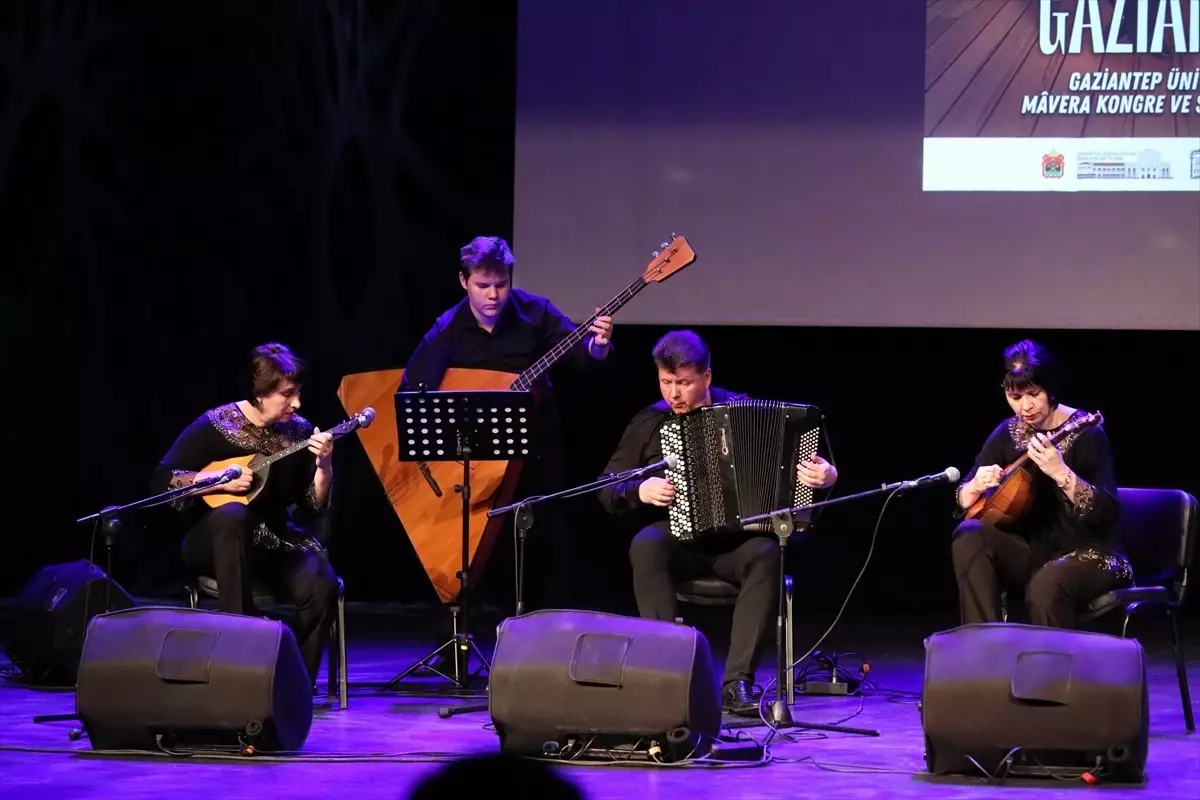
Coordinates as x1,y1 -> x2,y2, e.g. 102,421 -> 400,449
925,0 -> 1200,191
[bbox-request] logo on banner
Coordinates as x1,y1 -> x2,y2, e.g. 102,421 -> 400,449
1191,150 -> 1200,180
1077,149 -> 1172,180
1042,150 -> 1065,179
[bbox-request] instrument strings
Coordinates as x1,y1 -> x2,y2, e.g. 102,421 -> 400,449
513,277 -> 646,391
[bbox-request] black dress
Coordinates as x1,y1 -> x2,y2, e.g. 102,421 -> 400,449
951,410 -> 1133,628
151,403 -> 339,683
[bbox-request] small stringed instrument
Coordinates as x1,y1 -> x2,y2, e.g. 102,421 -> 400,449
201,407 -> 376,508
965,410 -> 1104,527
337,235 -> 697,603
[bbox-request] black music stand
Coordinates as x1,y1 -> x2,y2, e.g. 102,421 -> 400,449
384,389 -> 535,692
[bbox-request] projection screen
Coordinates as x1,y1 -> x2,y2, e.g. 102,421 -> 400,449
512,0 -> 1200,330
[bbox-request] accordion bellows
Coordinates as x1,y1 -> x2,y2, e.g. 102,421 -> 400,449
660,399 -> 822,541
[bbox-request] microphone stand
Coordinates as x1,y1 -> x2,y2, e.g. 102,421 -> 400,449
33,474 -> 238,727
729,477 -> 951,736
435,465 -> 654,720
494,465 -> 656,617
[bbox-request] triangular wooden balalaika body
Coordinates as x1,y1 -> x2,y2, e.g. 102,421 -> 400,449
338,236 -> 695,603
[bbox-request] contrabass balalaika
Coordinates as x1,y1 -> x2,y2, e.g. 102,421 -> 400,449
659,399 -> 823,541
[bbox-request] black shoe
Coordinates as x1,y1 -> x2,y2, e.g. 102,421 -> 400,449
722,680 -> 759,717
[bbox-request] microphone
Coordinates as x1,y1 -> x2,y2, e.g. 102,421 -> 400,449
356,407 -> 377,428
880,466 -> 960,492
211,465 -> 243,485
184,465 -> 244,494
604,455 -> 680,481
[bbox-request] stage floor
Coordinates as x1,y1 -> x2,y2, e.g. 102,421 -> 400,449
1,606 -> 1197,799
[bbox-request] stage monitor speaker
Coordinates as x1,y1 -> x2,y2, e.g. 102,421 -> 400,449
4,560 -> 137,685
922,623 -> 1148,784
76,606 -> 314,752
488,609 -> 723,761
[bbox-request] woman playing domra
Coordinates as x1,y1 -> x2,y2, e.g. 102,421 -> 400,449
951,339 -> 1131,629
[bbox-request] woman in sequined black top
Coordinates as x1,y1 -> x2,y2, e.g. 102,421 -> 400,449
951,339 -> 1131,630
150,343 -> 338,684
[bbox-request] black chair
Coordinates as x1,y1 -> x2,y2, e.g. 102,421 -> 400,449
675,574 -> 796,703
185,574 -> 348,711
1003,487 -> 1198,732
1080,487 -> 1196,733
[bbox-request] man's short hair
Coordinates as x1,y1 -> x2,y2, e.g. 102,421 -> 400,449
459,236 -> 515,278
652,330 -> 710,373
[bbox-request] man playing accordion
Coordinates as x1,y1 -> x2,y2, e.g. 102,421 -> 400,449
597,330 -> 838,715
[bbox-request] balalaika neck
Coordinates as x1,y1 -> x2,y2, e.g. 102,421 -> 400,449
253,438 -> 311,471
510,274 -> 648,392
252,421 -> 352,471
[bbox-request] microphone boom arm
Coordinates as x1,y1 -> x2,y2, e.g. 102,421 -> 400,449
741,469 -> 959,526
76,469 -> 242,524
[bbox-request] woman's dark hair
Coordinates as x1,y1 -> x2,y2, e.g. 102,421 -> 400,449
248,342 -> 307,405
652,329 -> 711,373
1001,339 -> 1060,404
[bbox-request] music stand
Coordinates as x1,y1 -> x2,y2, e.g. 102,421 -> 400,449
386,389 -> 535,692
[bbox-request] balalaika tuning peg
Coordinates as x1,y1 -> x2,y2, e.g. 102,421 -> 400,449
652,250 -> 660,257
660,241 -> 669,249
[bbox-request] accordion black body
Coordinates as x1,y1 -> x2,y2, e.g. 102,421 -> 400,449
660,400 -> 822,541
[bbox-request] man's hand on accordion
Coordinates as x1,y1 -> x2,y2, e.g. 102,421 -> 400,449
797,454 -> 838,489
638,476 -> 677,507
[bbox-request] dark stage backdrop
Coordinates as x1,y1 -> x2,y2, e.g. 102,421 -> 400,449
1,2 -> 1196,619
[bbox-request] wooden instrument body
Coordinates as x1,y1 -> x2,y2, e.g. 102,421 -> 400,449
200,454 -> 269,508
337,367 -> 527,604
964,410 -> 1104,527
965,459 -> 1038,527
339,234 -> 696,604
197,407 -> 373,511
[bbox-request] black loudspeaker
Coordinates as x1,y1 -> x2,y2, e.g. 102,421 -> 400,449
76,606 -> 314,752
488,610 -> 722,761
922,623 -> 1149,783
4,560 -> 137,685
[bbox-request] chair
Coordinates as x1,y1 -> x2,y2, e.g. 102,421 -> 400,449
186,574 -> 348,711
1079,487 -> 1196,733
675,574 -> 796,703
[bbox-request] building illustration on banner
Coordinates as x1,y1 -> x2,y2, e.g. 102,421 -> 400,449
1077,149 -> 1173,181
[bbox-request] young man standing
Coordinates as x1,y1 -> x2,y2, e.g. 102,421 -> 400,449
401,236 -> 613,611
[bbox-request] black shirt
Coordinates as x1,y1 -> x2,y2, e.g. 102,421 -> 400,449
596,387 -> 746,525
399,289 -> 598,391
955,411 -> 1119,559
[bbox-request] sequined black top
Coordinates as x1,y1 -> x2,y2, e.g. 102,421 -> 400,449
955,410 -> 1120,562
150,403 -> 329,554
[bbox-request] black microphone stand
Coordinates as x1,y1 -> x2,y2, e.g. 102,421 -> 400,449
727,477 -> 951,736
497,464 -> 658,617
33,474 -> 240,727
435,464 -> 655,720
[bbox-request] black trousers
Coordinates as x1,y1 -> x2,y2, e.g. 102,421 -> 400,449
629,521 -> 779,685
181,504 -> 338,685
951,519 -> 1126,629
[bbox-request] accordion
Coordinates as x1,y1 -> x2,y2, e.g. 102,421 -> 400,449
659,400 -> 822,542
